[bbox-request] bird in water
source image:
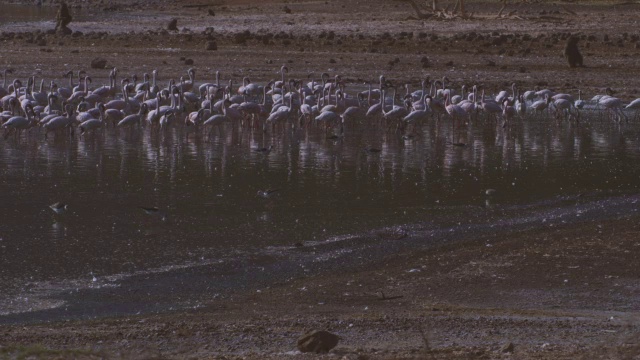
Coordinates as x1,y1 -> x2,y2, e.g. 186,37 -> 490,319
139,206 -> 167,221
256,189 -> 279,198
49,202 -> 68,214
253,145 -> 273,154
139,206 -> 159,214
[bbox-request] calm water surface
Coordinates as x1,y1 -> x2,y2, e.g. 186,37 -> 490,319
1,116 -> 639,322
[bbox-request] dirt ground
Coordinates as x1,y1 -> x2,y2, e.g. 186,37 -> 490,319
1,0 -> 640,358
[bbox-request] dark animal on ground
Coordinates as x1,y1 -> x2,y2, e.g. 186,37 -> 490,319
564,36 -> 584,68
55,1 -> 72,31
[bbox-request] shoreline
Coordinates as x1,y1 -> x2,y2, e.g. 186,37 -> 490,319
1,191 -> 639,325
1,192 -> 639,358
1,210 -> 639,358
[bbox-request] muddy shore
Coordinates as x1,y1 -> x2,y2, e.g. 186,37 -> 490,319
2,214 -> 639,359
1,0 -> 640,358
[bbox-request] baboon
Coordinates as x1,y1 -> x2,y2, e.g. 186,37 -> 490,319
564,36 -> 584,68
55,1 -> 72,32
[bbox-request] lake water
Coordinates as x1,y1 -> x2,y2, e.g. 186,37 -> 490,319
1,112 -> 639,323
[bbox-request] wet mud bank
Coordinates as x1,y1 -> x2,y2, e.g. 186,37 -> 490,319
1,191 -> 638,326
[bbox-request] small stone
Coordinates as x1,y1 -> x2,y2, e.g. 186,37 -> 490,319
90,57 -> 108,69
297,330 -> 339,353
185,58 -> 194,65
329,58 -> 336,63
207,9 -> 215,16
56,26 -> 72,35
283,5 -> 291,14
167,18 -> 178,31
501,342 -> 514,353
205,41 -> 217,50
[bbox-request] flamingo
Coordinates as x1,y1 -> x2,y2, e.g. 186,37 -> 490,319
625,98 -> 640,121
530,94 -> 551,117
0,69 -> 12,98
117,103 -> 148,129
479,89 -> 502,122
78,108 -> 105,136
599,96 -> 627,122
574,90 -> 586,110
175,68 -> 195,93
44,104 -> 75,139
502,99 -> 516,127
553,98 -> 577,122
2,104 -> 36,139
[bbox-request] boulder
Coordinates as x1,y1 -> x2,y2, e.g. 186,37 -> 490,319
90,57 -> 108,69
297,330 -> 339,353
205,41 -> 217,51
167,18 -> 178,31
501,342 -> 514,353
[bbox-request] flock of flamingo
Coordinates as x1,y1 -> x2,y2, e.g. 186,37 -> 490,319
1,66 -> 639,141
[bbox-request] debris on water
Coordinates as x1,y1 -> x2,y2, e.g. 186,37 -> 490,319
49,202 -> 68,214
257,189 -> 279,198
139,206 -> 160,215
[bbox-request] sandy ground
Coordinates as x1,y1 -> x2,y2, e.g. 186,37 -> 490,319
1,0 -> 640,358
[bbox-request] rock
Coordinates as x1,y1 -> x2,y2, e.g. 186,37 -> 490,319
329,58 -> 336,63
283,5 -> 291,14
90,57 -> 108,69
205,41 -> 217,51
185,58 -> 194,65
501,342 -> 514,353
207,9 -> 215,16
56,26 -> 72,36
167,18 -> 178,31
297,330 -> 339,353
